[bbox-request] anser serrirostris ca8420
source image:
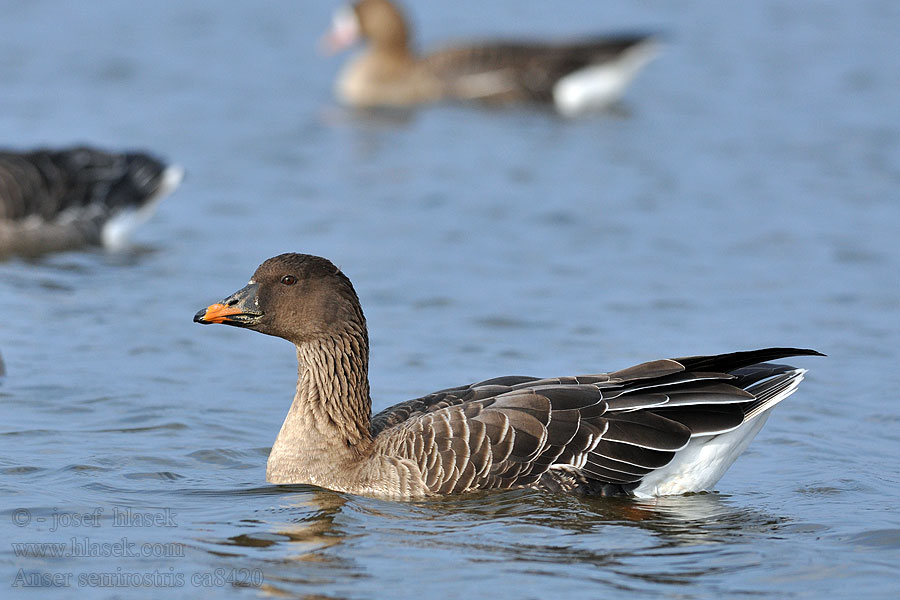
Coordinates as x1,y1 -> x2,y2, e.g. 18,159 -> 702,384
0,146 -> 183,258
322,0 -> 660,116
194,253 -> 822,499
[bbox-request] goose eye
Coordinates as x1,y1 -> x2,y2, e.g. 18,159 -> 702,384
281,275 -> 297,286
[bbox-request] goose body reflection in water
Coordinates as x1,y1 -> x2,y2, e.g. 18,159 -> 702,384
213,486 -> 790,597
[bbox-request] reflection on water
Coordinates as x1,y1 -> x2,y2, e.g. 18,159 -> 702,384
205,487 -> 790,597
219,489 -> 359,596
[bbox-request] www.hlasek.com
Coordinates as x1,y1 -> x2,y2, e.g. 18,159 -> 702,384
12,537 -> 184,559
13,568 -> 264,588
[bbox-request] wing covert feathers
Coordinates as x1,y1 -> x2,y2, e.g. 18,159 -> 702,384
370,348 -> 819,495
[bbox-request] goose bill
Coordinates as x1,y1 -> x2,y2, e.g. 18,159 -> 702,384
194,284 -> 263,327
320,5 -> 361,55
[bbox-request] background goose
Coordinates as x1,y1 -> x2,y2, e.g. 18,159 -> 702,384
0,146 -> 183,258
323,0 -> 660,115
194,253 -> 822,499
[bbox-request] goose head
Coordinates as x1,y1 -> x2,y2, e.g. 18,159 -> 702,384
322,0 -> 409,54
194,253 -> 366,347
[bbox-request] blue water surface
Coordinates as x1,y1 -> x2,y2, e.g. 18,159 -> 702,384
1,1 -> 899,598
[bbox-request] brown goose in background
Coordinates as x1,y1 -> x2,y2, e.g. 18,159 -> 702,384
0,146 -> 183,258
323,0 -> 660,116
194,253 -> 822,499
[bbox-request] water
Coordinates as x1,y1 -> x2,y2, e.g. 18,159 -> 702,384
2,0 -> 899,597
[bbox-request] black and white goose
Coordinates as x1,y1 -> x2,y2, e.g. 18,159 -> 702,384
0,146 -> 183,258
194,253 -> 822,498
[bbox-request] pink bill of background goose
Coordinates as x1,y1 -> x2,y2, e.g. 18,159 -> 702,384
194,253 -> 822,499
323,0 -> 660,116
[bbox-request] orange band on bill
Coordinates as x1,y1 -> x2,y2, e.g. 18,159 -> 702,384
199,303 -> 242,324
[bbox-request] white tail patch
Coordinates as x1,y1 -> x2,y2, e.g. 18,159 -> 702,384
632,368 -> 807,497
101,165 -> 184,249
553,39 -> 660,117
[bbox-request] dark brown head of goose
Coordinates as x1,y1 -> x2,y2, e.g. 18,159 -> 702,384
193,253 -> 367,346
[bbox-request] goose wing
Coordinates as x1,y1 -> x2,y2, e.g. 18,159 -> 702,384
0,147 -> 175,222
373,348 -> 822,495
422,35 -> 653,103
0,146 -> 182,256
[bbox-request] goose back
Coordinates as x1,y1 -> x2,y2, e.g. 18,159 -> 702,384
0,146 -> 182,256
371,348 -> 821,496
423,35 -> 655,104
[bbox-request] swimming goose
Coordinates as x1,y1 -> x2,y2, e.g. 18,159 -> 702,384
0,146 -> 183,258
323,0 -> 659,116
194,253 -> 822,498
